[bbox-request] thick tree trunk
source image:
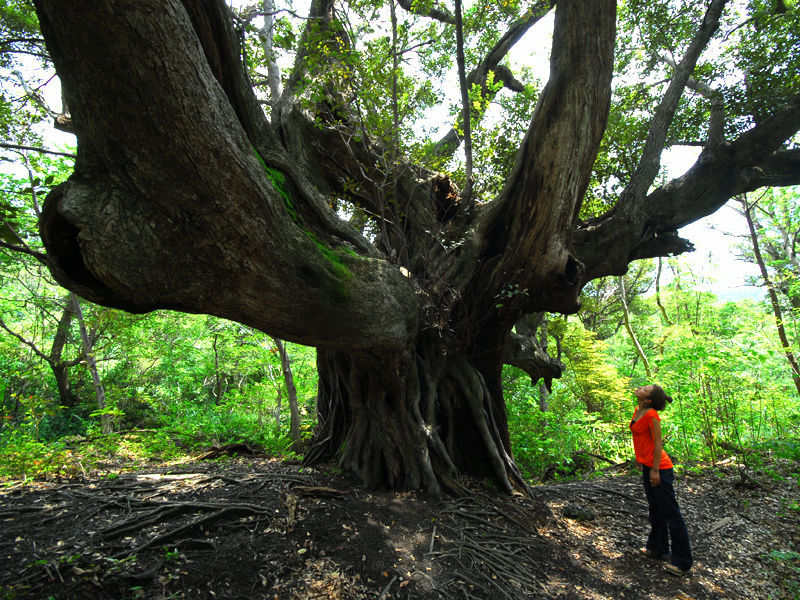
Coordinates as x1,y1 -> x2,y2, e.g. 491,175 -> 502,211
306,334 -> 530,495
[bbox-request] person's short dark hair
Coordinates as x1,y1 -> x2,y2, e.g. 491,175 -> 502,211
649,384 -> 673,411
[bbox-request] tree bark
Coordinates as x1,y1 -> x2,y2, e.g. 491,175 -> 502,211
573,0 -> 800,282
306,335 -> 531,495
466,0 -> 616,326
29,0 -> 608,494
72,294 -> 111,433
273,338 -> 302,451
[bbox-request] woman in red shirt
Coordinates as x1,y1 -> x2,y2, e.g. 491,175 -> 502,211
630,384 -> 693,576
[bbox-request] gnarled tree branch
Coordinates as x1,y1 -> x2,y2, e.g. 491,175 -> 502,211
575,92 -> 800,281
34,0 -> 417,351
396,0 -> 454,24
430,3 -> 551,159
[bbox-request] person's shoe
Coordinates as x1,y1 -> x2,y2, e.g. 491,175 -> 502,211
642,549 -> 669,561
664,563 -> 690,577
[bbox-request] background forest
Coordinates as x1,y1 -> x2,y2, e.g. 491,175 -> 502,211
1,0 -> 800,484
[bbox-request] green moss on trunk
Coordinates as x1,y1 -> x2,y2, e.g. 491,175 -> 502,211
254,148 -> 353,299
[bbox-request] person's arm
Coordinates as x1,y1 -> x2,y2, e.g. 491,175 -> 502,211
649,414 -> 664,486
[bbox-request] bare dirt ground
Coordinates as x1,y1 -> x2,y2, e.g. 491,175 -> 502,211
1,454 -> 798,599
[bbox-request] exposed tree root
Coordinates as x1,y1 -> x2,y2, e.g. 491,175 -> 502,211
111,504 -> 268,559
429,495 -> 554,598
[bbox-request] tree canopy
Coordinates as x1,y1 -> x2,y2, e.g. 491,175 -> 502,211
21,0 -> 800,493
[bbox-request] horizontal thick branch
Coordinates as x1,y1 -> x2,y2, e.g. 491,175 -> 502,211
34,0 -> 417,351
575,93 -> 800,281
752,149 -> 800,187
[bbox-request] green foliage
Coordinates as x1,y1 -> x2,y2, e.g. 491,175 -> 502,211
504,319 -> 633,480
505,375 -> 628,480
0,272 -> 319,479
504,260 -> 800,483
556,319 -> 632,421
0,426 -> 188,479
603,259 -> 800,467
764,548 -> 800,600
162,547 -> 181,564
723,3 -> 800,133
0,0 -> 38,32
468,74 -> 540,201
738,187 -> 800,311
762,439 -> 800,462
2,243 -> 799,485
38,406 -> 90,440
0,433 -> 73,479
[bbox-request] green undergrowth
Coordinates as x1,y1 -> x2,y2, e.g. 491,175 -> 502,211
0,428 -> 185,480
0,401 -> 305,481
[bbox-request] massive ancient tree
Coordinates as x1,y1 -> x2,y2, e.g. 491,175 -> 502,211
32,0 -> 800,494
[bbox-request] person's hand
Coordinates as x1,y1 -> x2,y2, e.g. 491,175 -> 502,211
650,468 -> 660,486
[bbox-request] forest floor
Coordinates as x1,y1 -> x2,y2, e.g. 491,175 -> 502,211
1,451 -> 798,600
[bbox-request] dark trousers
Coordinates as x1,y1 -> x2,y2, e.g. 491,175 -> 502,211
641,465 -> 693,571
